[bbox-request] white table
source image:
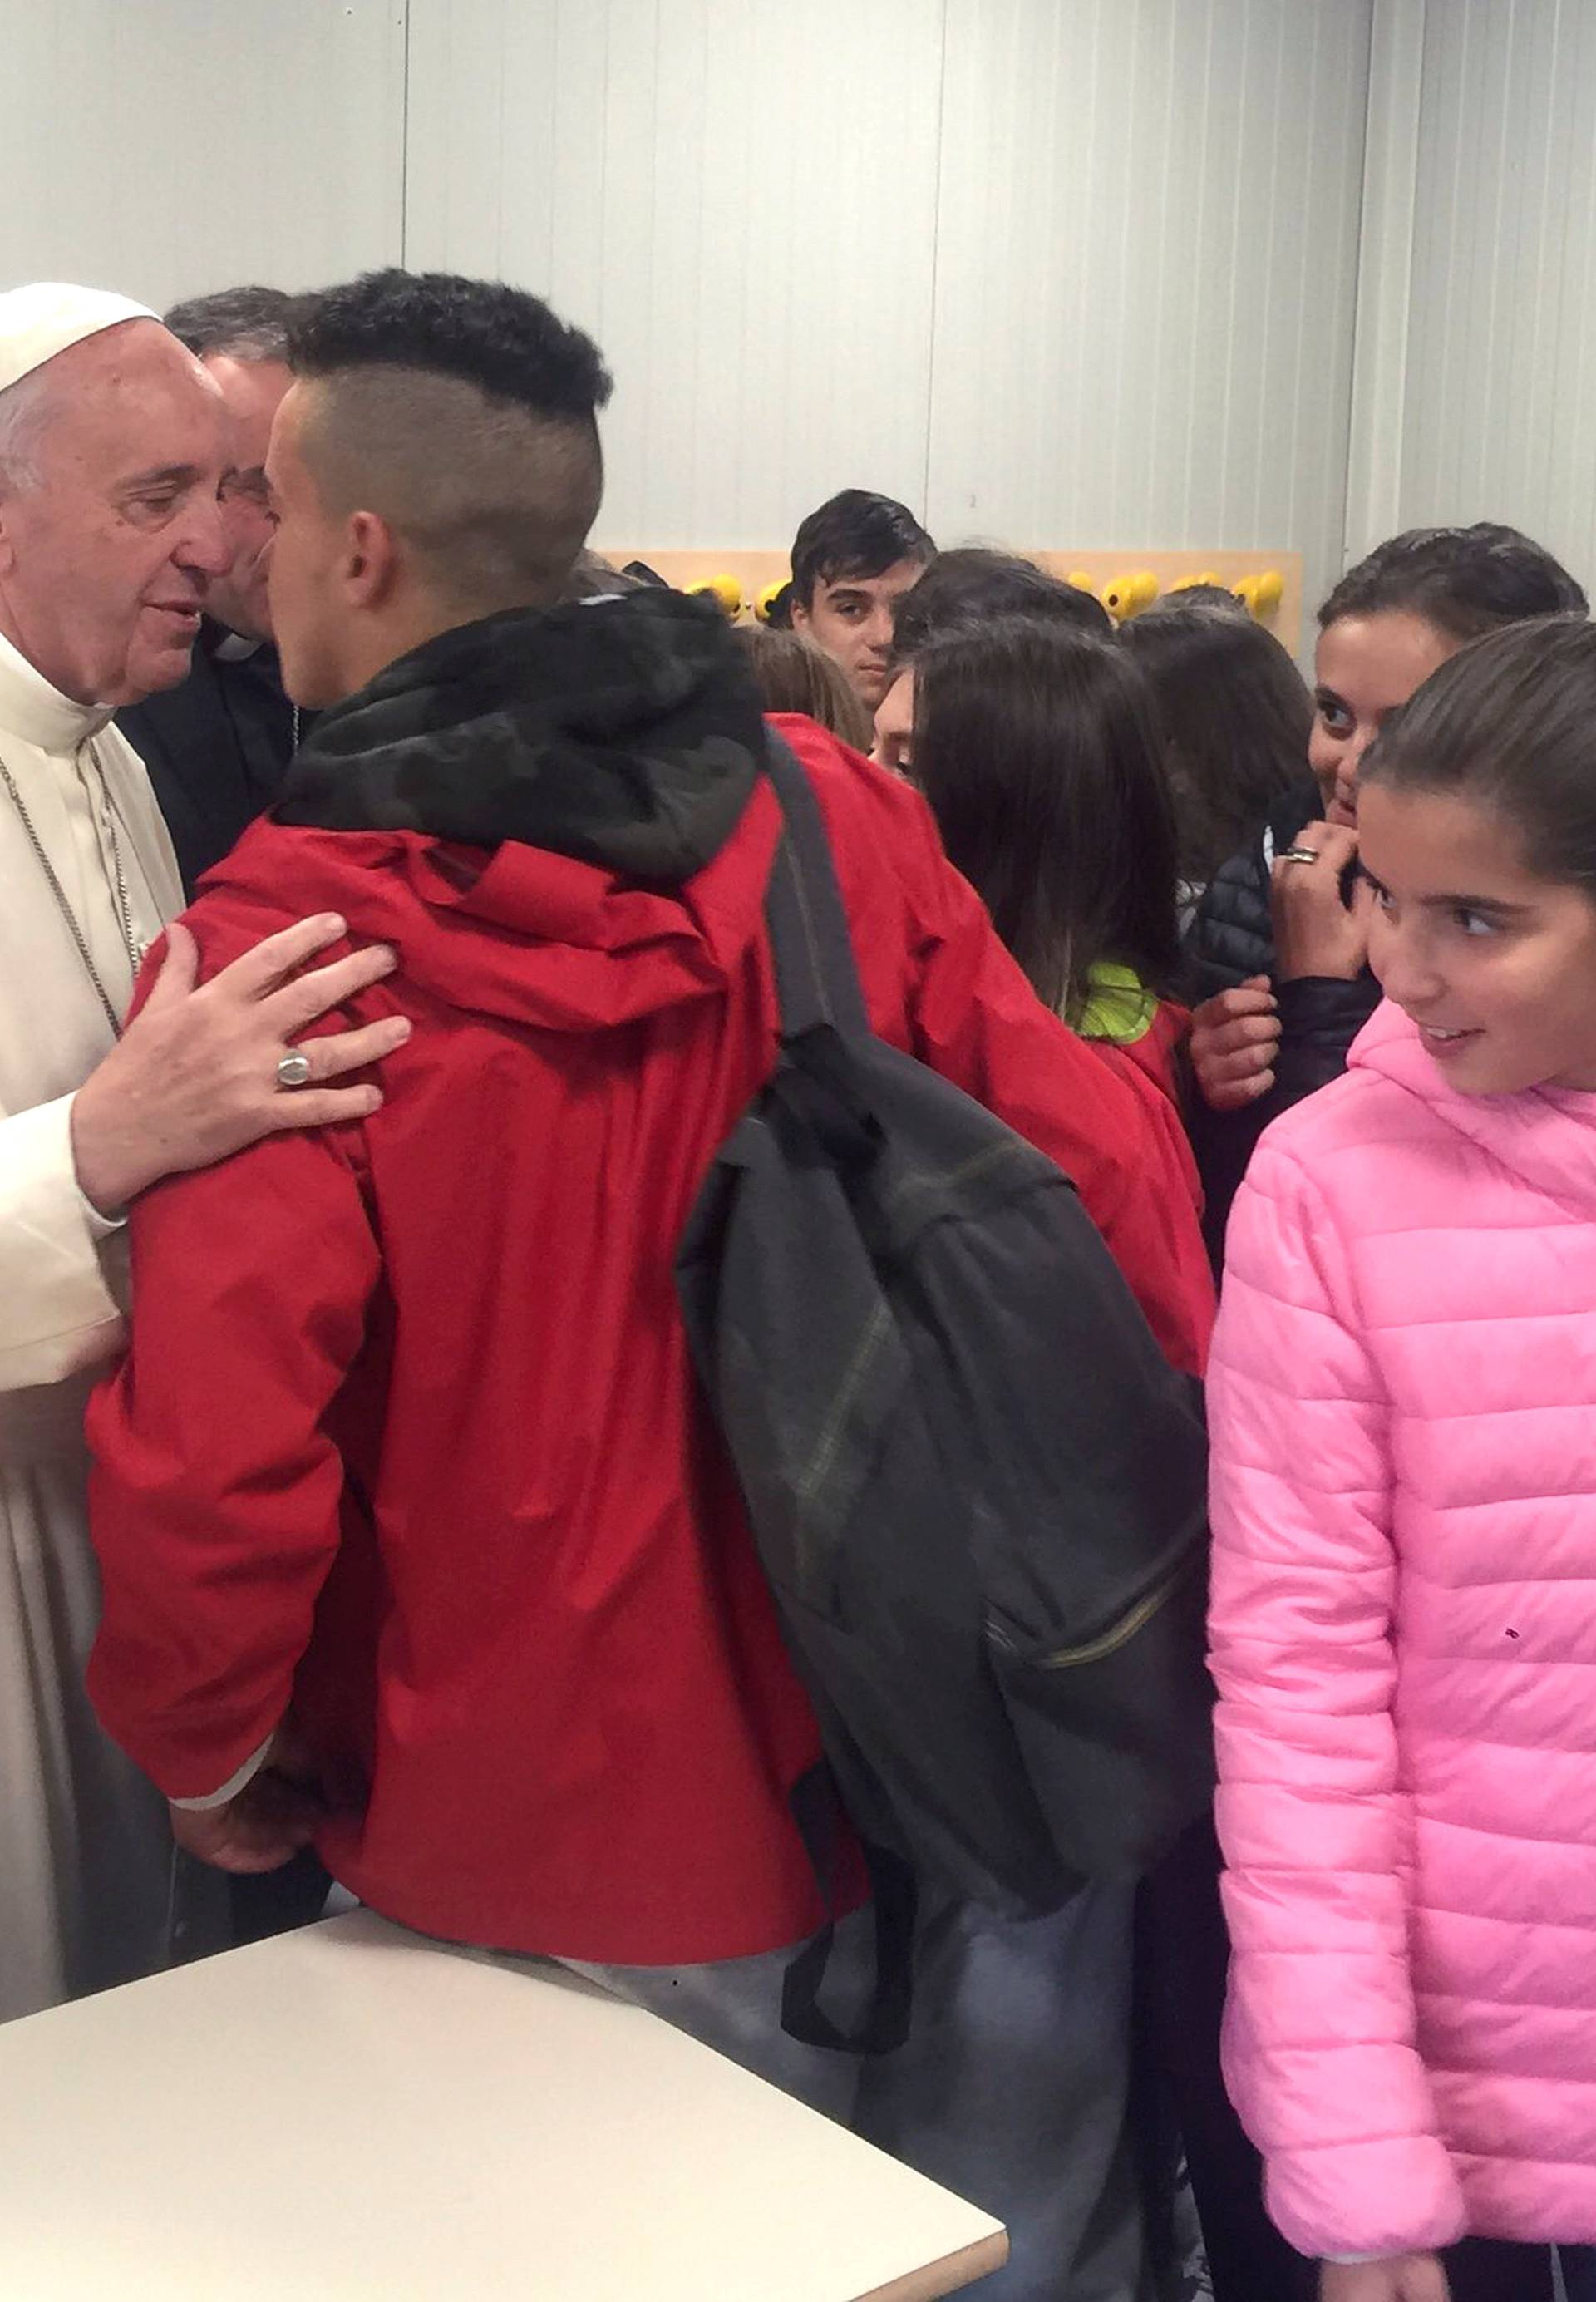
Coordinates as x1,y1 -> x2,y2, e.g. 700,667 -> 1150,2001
0,1910 -> 1007,2300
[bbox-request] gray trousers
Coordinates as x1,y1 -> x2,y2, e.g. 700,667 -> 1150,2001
544,1884 -> 1150,2302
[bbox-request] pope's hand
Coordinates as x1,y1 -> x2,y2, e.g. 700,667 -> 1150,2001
168,1723 -> 360,1875
169,1769 -> 323,1876
71,912 -> 410,1215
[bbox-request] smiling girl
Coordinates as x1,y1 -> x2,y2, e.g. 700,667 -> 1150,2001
1186,525 -> 1585,1262
1208,615 -> 1596,2302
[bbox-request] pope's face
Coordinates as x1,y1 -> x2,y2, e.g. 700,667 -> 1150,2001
0,319 -> 231,706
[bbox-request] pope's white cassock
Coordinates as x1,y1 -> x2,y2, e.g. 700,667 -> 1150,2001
0,288 -> 190,2019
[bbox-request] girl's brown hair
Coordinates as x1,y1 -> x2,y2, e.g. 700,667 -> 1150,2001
734,625 -> 874,752
911,615 -> 1182,1022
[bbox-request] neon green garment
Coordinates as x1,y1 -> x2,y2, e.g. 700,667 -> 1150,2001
1074,961 -> 1159,1047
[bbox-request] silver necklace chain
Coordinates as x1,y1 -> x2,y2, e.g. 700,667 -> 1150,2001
1,688 -> 298,1042
0,739 -> 145,1039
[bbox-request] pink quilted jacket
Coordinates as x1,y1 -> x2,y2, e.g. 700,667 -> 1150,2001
1209,998 -> 1596,2261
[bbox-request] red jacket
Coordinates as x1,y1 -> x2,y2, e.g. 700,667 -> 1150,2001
87,719 -> 1212,1964
1086,998 -> 1202,1216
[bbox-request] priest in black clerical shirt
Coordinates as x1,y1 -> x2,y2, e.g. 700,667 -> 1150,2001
121,613 -> 302,894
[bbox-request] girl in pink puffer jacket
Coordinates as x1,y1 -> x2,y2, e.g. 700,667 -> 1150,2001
1208,617 -> 1596,2302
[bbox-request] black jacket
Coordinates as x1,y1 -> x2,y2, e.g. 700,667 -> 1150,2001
273,588 -> 762,870
1186,777 -> 1318,998
1184,776 -> 1382,1264
119,619 -> 302,895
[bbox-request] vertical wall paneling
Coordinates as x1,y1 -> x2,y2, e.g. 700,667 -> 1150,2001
14,2 -> 1596,607
0,1 -> 406,311
1342,0 -> 1426,567
924,0 -> 1373,622
1392,0 -> 1596,587
404,0 -> 948,552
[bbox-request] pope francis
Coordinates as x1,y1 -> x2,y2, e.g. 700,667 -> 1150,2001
0,283 -> 407,2019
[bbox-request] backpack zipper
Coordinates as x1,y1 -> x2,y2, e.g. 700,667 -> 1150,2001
1017,1549 -> 1201,1672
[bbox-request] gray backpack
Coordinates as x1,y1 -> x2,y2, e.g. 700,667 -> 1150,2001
677,738 -> 1212,2016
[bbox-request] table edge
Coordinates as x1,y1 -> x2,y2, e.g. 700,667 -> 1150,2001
854,2228 -> 1010,2302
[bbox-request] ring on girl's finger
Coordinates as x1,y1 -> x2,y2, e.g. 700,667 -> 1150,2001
1278,845 -> 1322,865
276,1050 -> 313,1091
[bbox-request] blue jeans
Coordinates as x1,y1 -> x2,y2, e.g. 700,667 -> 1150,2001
545,1883 -> 1149,2302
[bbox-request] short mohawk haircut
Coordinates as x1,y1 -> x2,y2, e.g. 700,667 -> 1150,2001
288,268 -> 613,420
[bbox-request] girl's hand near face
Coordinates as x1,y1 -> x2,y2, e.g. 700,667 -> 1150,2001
1273,822 -> 1376,981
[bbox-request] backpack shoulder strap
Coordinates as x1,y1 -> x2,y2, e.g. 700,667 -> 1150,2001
763,732 -> 872,1043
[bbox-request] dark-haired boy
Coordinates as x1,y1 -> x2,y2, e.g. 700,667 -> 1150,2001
789,488 -> 934,710
87,270 -> 1211,2302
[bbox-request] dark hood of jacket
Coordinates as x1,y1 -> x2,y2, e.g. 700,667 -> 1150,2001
273,588 -> 769,887
196,590 -> 801,1038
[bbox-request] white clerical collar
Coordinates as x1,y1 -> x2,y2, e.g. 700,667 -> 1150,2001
0,627 -> 116,755
214,630 -> 264,663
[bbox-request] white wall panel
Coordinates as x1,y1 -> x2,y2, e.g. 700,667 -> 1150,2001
0,0 -> 406,311
404,0 -> 947,552
926,0 -> 1372,619
1393,0 -> 1596,589
405,0 -> 1372,599
22,0 -> 1594,616
1343,0 -> 1426,563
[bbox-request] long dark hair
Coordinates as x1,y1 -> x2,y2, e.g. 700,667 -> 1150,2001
1362,614 -> 1596,893
911,615 -> 1182,1022
1119,606 -> 1313,882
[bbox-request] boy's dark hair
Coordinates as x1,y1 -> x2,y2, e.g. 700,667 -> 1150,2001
890,547 -> 1111,668
1120,605 -> 1313,884
285,269 -> 613,615
1362,614 -> 1596,893
165,283 -> 308,362
1321,523 -> 1588,644
288,268 -> 612,419
789,490 -> 934,609
911,614 -> 1182,1022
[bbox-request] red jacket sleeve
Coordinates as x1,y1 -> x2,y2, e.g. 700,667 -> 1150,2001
894,789 -> 1214,1376
85,1112 -> 380,1802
